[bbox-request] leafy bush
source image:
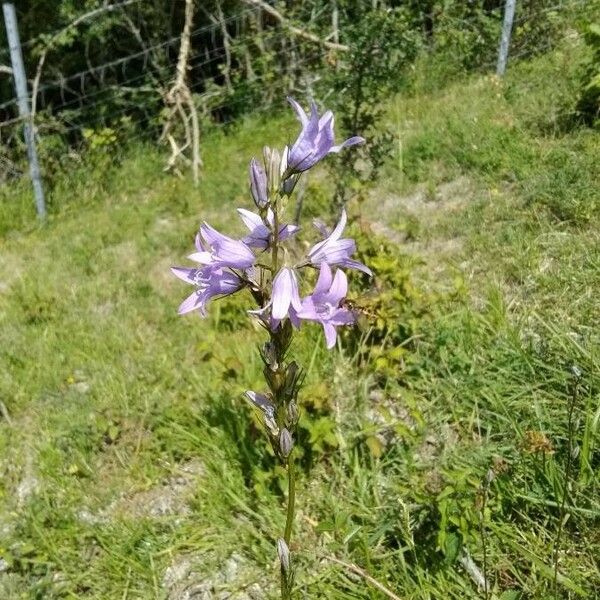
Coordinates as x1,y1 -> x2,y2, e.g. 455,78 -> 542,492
576,23 -> 600,126
325,5 -> 421,207
344,222 -> 429,380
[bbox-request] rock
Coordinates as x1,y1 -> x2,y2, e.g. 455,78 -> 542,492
162,552 -> 270,600
16,473 -> 39,505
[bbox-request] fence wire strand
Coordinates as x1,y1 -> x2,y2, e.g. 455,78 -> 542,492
0,0 -> 592,182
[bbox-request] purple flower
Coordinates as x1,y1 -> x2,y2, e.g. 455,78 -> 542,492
249,158 -> 268,208
271,267 -> 302,322
285,97 -> 365,174
237,208 -> 299,250
189,222 -> 256,270
297,262 -> 355,349
248,267 -> 302,330
308,210 -> 372,275
171,264 -> 242,316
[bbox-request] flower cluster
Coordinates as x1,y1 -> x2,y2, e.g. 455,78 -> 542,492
172,97 -> 369,599
172,97 -> 370,348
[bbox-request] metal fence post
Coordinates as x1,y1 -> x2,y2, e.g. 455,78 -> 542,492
2,2 -> 46,220
497,0 -> 517,76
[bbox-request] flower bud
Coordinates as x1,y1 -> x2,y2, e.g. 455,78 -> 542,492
260,341 -> 278,369
264,364 -> 286,395
263,146 -> 281,198
282,173 -> 300,196
284,361 -> 301,395
279,146 -> 300,195
280,428 -> 293,458
244,390 -> 279,436
277,538 -> 291,573
280,146 -> 289,178
286,401 -> 299,426
249,158 -> 268,208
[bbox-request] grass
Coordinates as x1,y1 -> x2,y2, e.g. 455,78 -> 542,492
0,39 -> 599,599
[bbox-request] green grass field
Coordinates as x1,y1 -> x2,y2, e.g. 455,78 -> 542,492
0,39 -> 598,598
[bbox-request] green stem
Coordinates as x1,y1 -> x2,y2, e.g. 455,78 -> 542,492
280,569 -> 287,600
281,452 -> 296,600
284,452 -> 296,544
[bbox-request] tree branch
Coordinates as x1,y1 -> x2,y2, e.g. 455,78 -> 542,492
240,0 -> 349,52
161,0 -> 202,183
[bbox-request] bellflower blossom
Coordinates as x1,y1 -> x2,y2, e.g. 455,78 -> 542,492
296,262 -> 355,349
308,209 -> 372,275
171,95 -> 370,600
285,97 -> 365,174
271,267 -> 302,322
249,157 -> 268,208
171,265 -> 242,316
191,222 -> 255,270
246,266 -> 303,331
238,208 -> 299,250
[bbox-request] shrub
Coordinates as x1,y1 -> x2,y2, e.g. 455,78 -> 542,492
576,23 -> 600,126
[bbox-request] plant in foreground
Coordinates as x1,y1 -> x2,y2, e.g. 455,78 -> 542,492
172,98 -> 370,598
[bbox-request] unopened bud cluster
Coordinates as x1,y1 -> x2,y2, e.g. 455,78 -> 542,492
256,328 -> 301,462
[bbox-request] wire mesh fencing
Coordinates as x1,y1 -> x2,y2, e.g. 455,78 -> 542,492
0,0 -> 593,191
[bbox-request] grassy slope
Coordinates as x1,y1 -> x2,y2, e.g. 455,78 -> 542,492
0,42 -> 599,599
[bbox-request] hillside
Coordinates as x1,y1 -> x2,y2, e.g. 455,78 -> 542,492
0,41 -> 599,598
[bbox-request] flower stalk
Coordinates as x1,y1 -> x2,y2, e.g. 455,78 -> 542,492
284,453 -> 296,544
171,97 -> 370,598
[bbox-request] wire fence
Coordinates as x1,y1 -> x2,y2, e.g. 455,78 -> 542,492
0,0 -> 593,191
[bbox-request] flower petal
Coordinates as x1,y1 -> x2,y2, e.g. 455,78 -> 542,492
279,223 -> 300,241
309,239 -> 355,266
195,233 -> 207,252
314,262 -> 333,295
287,96 -> 309,127
272,268 -> 293,320
237,208 -> 265,232
330,209 -> 347,242
199,222 -> 223,246
187,251 -> 213,264
328,268 -> 348,302
296,296 -> 318,320
341,258 -> 373,276
323,322 -> 337,349
178,290 -> 204,315
171,266 -> 197,284
312,218 -> 330,237
289,269 -> 303,312
330,136 -> 366,153
249,158 -> 268,208
330,308 -> 355,326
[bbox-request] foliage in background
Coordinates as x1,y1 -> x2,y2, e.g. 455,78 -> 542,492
345,223 -> 427,381
324,4 -> 421,208
0,0 -> 593,187
576,23 -> 600,126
